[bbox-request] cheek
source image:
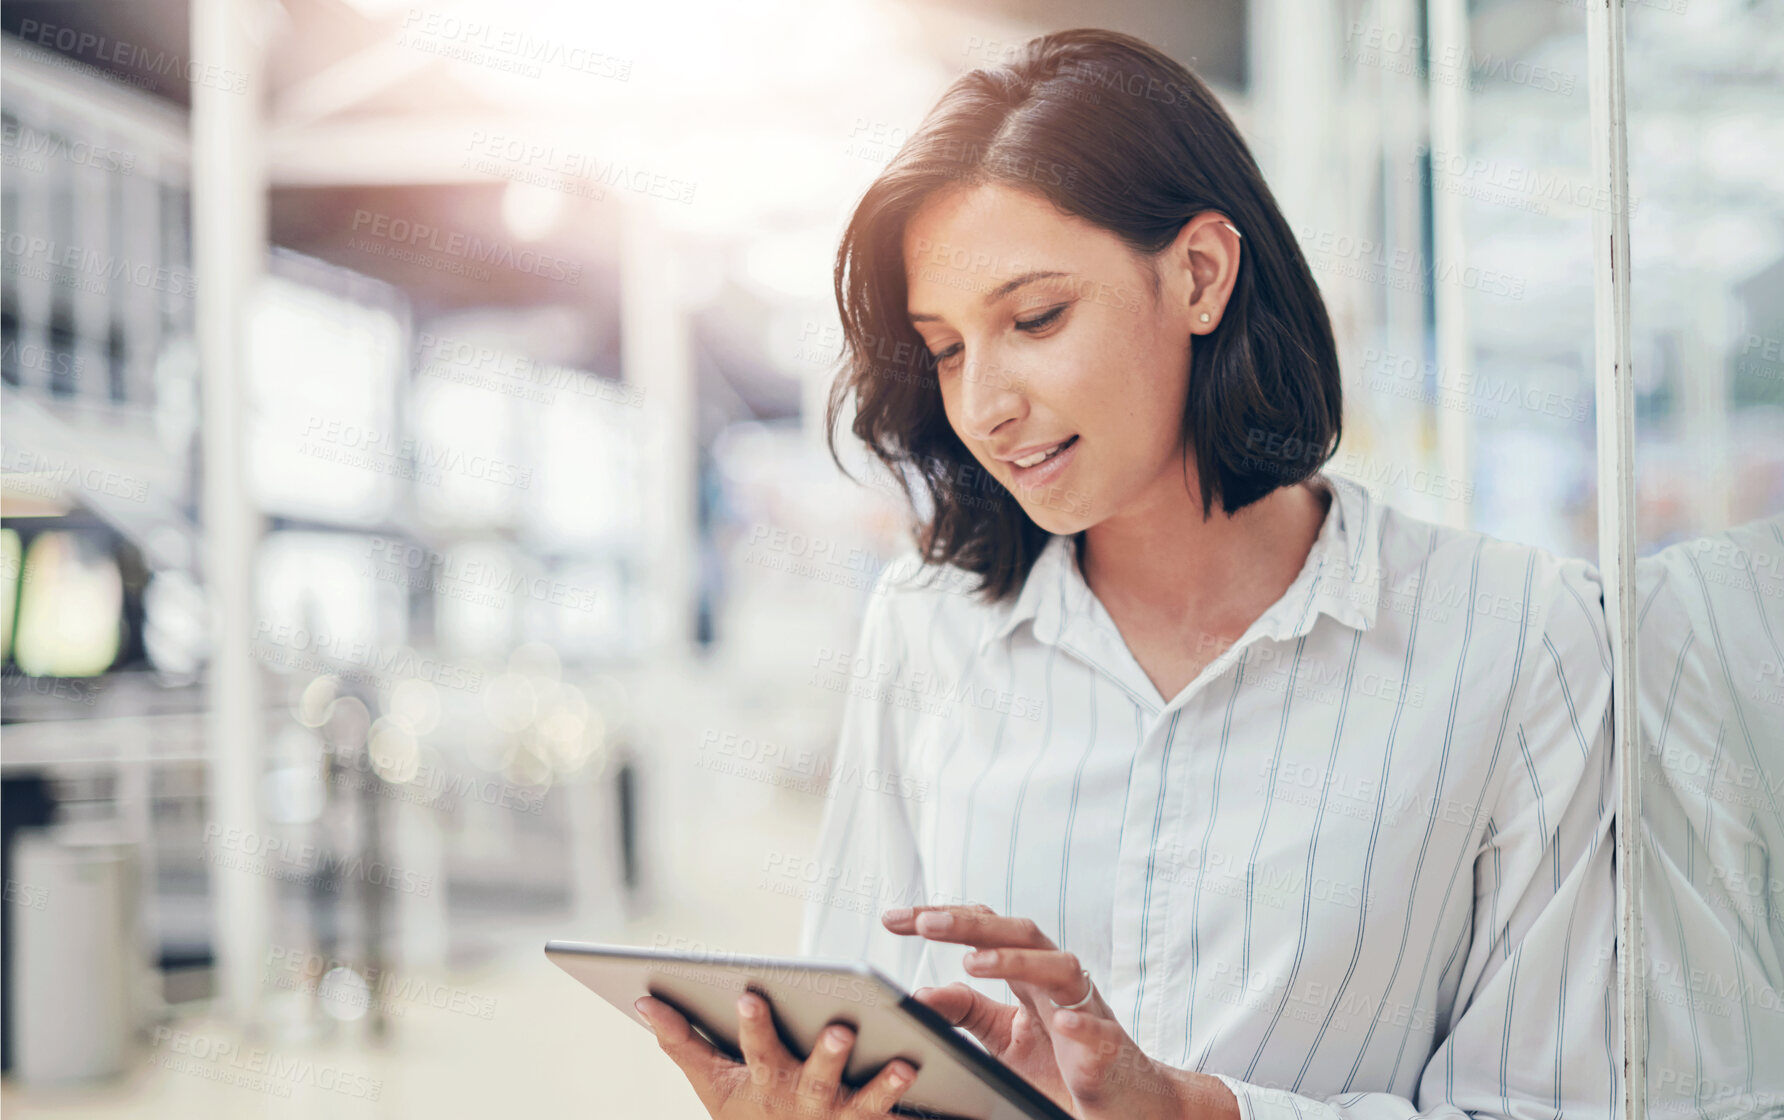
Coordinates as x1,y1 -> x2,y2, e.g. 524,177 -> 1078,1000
1075,344 -> 1180,438
1112,333 -> 1190,430
1085,349 -> 1190,482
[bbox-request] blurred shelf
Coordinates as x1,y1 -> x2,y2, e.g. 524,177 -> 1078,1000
0,712 -> 209,774
3,665 -> 201,720
0,668 -> 269,774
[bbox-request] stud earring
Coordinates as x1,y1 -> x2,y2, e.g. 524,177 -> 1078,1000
1199,312 -> 1212,323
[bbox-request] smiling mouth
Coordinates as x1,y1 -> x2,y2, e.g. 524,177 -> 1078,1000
1010,436 -> 1078,469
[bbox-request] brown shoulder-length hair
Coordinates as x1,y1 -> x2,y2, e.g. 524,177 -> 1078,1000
825,27 -> 1342,602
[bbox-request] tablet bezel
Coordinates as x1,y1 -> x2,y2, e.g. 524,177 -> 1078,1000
544,939 -> 1075,1120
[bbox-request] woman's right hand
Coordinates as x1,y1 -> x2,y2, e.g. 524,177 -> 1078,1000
905,982 -> 1075,1114
883,905 -> 1070,1116
636,991 -> 918,1119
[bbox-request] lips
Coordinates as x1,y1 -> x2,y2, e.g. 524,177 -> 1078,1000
1004,435 -> 1077,468
1001,434 -> 1081,491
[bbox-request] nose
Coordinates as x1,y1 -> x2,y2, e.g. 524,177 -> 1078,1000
953,353 -> 1026,444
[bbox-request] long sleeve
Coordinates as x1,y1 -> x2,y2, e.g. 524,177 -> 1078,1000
797,570 -> 931,989
1208,558 -> 1621,1120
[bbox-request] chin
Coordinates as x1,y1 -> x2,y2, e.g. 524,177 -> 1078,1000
1017,493 -> 1096,536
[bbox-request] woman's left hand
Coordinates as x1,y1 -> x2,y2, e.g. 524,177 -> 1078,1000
884,905 -> 1239,1120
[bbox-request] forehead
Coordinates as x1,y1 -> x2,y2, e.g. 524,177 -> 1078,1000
902,183 -> 1121,309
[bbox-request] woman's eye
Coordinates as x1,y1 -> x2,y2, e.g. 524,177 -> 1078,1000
1015,305 -> 1066,332
928,306 -> 1061,367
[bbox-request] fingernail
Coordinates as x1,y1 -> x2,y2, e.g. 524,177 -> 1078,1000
738,995 -> 760,1018
888,1062 -> 914,1085
634,998 -> 654,1026
913,986 -> 935,999
825,1027 -> 851,1051
917,911 -> 953,932
883,907 -> 912,923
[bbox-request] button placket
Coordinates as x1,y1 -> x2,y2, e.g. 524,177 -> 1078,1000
1149,707 -> 1183,1058
1106,700 -> 1170,1044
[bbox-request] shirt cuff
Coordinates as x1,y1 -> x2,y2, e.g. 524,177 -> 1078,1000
1210,1074 -> 1341,1120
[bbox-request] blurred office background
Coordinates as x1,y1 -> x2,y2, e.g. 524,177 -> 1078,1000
0,0 -> 1777,1116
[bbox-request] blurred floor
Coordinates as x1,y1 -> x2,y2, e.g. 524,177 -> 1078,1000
2,791 -> 822,1120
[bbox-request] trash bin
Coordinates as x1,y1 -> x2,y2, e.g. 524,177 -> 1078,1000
9,827 -> 140,1084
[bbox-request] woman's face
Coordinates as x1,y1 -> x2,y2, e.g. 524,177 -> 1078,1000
903,182 -> 1233,535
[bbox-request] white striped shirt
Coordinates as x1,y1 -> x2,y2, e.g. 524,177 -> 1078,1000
1633,515 -> 1784,1118
799,472 -> 1620,1120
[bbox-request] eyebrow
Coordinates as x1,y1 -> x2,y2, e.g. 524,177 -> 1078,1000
908,270 -> 1070,323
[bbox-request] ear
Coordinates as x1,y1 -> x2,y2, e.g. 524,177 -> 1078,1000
1164,212 -> 1242,334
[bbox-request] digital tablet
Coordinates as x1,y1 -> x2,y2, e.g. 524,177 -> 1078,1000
545,940 -> 1073,1120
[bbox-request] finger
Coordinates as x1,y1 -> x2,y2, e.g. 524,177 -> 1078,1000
881,903 -> 994,936
906,907 -> 1057,951
1050,1009 -> 1173,1107
735,992 -> 797,1089
635,997 -> 729,1099
912,983 -> 1014,1050
949,944 -> 1087,1035
911,983 -> 976,1024
962,949 -> 1103,1013
795,1022 -> 855,1105
847,1059 -> 918,1116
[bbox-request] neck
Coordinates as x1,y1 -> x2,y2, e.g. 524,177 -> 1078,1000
1076,466 -> 1330,638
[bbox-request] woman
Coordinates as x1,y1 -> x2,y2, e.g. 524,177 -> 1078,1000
636,28 -> 1619,1120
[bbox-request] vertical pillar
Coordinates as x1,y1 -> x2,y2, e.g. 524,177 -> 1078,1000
1377,0 -> 1432,516
1584,1 -> 1644,1115
1427,0 -> 1473,529
192,0 -> 269,1023
1681,283 -> 1732,534
1246,0 -> 1341,238
619,202 -> 698,658
614,201 -> 698,920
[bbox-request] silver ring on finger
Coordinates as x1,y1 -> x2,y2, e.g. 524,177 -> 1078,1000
1050,968 -> 1095,1010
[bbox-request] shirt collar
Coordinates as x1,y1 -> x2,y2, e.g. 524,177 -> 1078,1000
1299,471 -> 1383,634
977,472 -> 1383,654
977,529 -> 1076,654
